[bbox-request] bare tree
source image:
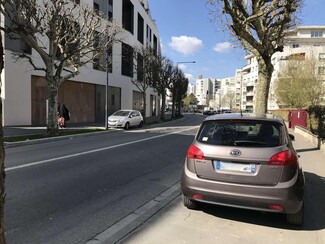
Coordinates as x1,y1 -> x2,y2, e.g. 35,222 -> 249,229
275,56 -> 325,108
0,0 -> 122,134
0,29 -> 6,244
207,0 -> 301,115
222,90 -> 236,109
169,68 -> 188,118
131,45 -> 159,122
151,57 -> 174,120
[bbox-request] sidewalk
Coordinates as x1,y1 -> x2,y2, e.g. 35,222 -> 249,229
3,115 -> 170,137
113,131 -> 325,244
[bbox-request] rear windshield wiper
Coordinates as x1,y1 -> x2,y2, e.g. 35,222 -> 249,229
234,140 -> 267,146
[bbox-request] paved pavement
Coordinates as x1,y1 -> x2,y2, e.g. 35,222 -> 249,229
3,120 -> 325,244
2,115 -> 170,137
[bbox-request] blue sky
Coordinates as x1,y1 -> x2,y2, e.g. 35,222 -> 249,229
149,0 -> 325,84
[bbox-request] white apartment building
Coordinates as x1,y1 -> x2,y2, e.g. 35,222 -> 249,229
241,55 -> 259,111
194,74 -> 239,110
237,26 -> 325,111
195,75 -> 213,106
269,26 -> 325,109
1,0 -> 160,126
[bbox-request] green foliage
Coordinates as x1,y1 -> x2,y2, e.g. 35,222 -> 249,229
275,58 -> 325,108
269,110 -> 289,121
308,105 -> 325,138
183,93 -> 198,109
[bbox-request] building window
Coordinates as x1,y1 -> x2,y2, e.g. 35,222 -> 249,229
94,3 -> 99,14
319,53 -> 325,62
108,0 -> 113,19
137,53 -> 143,81
21,40 -> 32,54
311,30 -> 323,38
122,43 -> 133,77
93,32 -> 105,71
122,0 -> 134,34
133,91 -> 144,113
153,34 -> 158,55
111,94 -> 115,106
137,13 -> 144,44
146,25 -> 152,46
318,67 -> 325,75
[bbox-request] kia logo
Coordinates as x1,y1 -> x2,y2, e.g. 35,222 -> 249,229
230,149 -> 241,156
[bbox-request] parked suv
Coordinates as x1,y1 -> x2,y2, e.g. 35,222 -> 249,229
181,113 -> 305,225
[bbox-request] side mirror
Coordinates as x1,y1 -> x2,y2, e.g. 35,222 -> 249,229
289,134 -> 295,141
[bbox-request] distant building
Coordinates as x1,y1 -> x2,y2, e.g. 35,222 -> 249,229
195,74 -> 239,110
195,75 -> 216,106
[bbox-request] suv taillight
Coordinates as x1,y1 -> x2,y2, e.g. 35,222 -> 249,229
268,150 -> 298,166
187,144 -> 205,160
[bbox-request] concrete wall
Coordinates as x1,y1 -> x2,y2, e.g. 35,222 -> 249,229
295,125 -> 325,155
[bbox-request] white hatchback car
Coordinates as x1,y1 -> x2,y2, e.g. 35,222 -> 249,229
108,110 -> 143,130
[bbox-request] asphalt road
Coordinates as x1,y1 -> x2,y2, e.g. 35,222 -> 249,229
4,114 -> 204,244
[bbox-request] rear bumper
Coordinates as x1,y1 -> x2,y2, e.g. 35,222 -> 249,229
181,164 -> 304,214
108,122 -> 124,128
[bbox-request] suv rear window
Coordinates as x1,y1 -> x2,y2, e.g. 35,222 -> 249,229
196,120 -> 285,147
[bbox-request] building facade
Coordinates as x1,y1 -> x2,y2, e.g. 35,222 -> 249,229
236,26 -> 325,111
269,26 -> 325,109
195,75 -> 218,106
1,0 -> 160,126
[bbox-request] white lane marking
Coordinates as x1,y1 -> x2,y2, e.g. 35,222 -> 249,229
6,126 -> 198,172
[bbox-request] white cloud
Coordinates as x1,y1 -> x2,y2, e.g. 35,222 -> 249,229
169,36 -> 203,55
177,64 -> 187,70
213,42 -> 233,53
185,73 -> 194,81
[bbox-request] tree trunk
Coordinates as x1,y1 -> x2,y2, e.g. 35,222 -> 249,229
160,93 -> 166,120
142,91 -> 146,123
47,82 -> 59,135
171,94 -> 176,119
0,31 -> 7,244
255,58 -> 273,116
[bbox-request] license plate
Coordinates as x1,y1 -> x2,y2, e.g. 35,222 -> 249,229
215,161 -> 256,173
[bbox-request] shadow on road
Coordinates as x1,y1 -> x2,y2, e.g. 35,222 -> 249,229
296,147 -> 320,153
198,171 -> 325,231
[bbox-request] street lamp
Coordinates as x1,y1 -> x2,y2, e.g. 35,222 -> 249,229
176,61 -> 196,67
105,50 -> 110,130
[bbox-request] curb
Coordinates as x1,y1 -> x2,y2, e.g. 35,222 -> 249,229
86,182 -> 181,244
4,129 -> 111,149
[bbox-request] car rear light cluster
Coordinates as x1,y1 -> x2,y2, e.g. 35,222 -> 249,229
268,204 -> 284,211
268,150 -> 298,166
187,144 -> 205,160
192,194 -> 204,200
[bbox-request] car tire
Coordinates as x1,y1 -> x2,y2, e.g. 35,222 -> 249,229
287,204 -> 304,226
138,121 -> 143,128
124,122 -> 130,130
183,195 -> 199,210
